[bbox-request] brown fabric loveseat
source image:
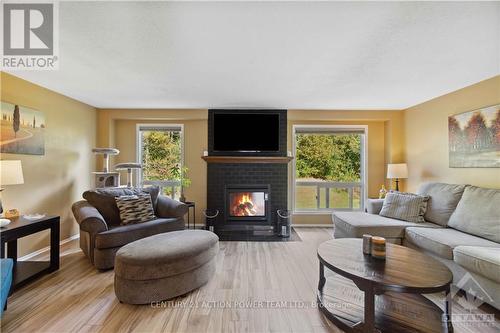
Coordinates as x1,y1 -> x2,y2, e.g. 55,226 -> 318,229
72,186 -> 188,270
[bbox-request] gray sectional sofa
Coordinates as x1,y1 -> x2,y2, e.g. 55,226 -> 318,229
332,182 -> 500,309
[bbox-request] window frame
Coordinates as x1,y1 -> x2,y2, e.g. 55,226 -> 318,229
135,123 -> 185,190
291,124 -> 368,215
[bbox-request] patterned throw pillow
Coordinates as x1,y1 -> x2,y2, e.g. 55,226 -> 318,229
379,192 -> 430,223
115,194 -> 156,225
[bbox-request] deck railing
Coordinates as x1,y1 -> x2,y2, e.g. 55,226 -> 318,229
295,180 -> 364,211
142,179 -> 181,199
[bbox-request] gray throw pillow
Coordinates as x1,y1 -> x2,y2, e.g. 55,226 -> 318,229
115,194 -> 156,225
380,192 -> 430,223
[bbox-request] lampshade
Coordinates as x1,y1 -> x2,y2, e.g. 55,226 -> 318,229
387,163 -> 408,179
0,160 -> 24,186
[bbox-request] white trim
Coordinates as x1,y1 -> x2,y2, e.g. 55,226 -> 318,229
292,210 -> 361,216
291,124 -> 368,214
291,224 -> 333,228
18,234 -> 80,261
135,123 -> 185,187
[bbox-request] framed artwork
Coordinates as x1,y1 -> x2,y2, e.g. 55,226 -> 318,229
449,104 -> 500,168
1,101 -> 45,155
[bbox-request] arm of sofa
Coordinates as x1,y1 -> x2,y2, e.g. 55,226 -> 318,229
71,200 -> 109,234
366,198 -> 385,215
156,196 -> 189,218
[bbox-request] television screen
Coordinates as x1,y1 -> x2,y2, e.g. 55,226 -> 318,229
213,113 -> 280,152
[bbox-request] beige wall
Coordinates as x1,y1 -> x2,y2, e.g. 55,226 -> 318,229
98,109 -> 207,224
1,73 -> 96,257
404,76 -> 500,192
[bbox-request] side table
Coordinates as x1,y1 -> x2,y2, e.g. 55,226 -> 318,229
0,215 -> 60,290
184,201 -> 196,229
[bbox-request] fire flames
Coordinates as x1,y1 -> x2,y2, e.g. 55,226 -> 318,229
231,192 -> 260,216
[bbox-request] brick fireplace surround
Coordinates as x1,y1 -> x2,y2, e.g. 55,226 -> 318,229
204,109 -> 289,236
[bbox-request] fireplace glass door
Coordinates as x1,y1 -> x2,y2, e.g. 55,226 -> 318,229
226,188 -> 269,221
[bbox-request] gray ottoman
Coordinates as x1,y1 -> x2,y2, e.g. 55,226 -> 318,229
114,230 -> 219,304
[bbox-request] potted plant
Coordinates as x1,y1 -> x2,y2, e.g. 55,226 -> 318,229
172,165 -> 191,202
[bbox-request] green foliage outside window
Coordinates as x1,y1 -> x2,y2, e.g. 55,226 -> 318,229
141,130 -> 181,181
296,133 -> 361,182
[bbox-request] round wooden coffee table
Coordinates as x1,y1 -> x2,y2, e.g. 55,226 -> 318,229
317,238 -> 453,333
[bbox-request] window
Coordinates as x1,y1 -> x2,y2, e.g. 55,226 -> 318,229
293,125 -> 367,212
136,124 -> 183,199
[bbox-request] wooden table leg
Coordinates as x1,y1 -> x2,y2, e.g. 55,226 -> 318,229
7,240 -> 17,263
363,288 -> 375,333
318,262 -> 326,296
444,286 -> 453,332
49,221 -> 60,271
0,239 -> 5,258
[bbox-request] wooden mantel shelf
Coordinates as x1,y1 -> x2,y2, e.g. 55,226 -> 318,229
202,156 -> 293,164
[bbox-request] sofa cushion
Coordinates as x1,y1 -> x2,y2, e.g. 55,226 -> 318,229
417,182 -> 467,226
333,211 -> 439,240
453,246 -> 500,283
95,217 -> 183,249
448,186 -> 500,243
366,198 -> 384,215
379,192 -> 429,223
404,227 -> 499,260
83,187 -> 160,226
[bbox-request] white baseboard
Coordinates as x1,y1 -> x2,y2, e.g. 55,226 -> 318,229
292,224 -> 333,228
18,234 -> 80,261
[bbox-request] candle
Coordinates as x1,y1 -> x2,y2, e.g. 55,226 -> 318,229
371,236 -> 386,259
362,234 -> 372,255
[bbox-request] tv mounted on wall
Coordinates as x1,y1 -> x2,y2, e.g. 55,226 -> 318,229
213,111 -> 280,152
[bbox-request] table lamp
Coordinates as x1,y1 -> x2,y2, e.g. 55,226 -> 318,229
0,160 -> 24,226
387,163 -> 408,191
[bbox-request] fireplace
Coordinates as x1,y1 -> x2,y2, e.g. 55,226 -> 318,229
225,185 -> 270,223
205,109 -> 289,238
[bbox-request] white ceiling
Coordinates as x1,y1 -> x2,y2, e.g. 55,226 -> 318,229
7,1 -> 500,110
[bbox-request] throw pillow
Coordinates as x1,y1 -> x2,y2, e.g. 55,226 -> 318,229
379,192 -> 429,223
115,194 -> 156,225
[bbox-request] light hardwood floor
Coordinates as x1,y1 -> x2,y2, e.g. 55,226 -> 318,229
1,228 -> 498,333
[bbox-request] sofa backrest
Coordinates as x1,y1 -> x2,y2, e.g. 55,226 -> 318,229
417,182 -> 467,226
83,186 -> 160,226
448,186 -> 500,243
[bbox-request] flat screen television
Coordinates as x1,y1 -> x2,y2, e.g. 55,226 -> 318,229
213,112 -> 280,152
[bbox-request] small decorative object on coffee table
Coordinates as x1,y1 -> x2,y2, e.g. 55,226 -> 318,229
317,238 -> 453,333
370,236 -> 386,259
362,234 -> 372,254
